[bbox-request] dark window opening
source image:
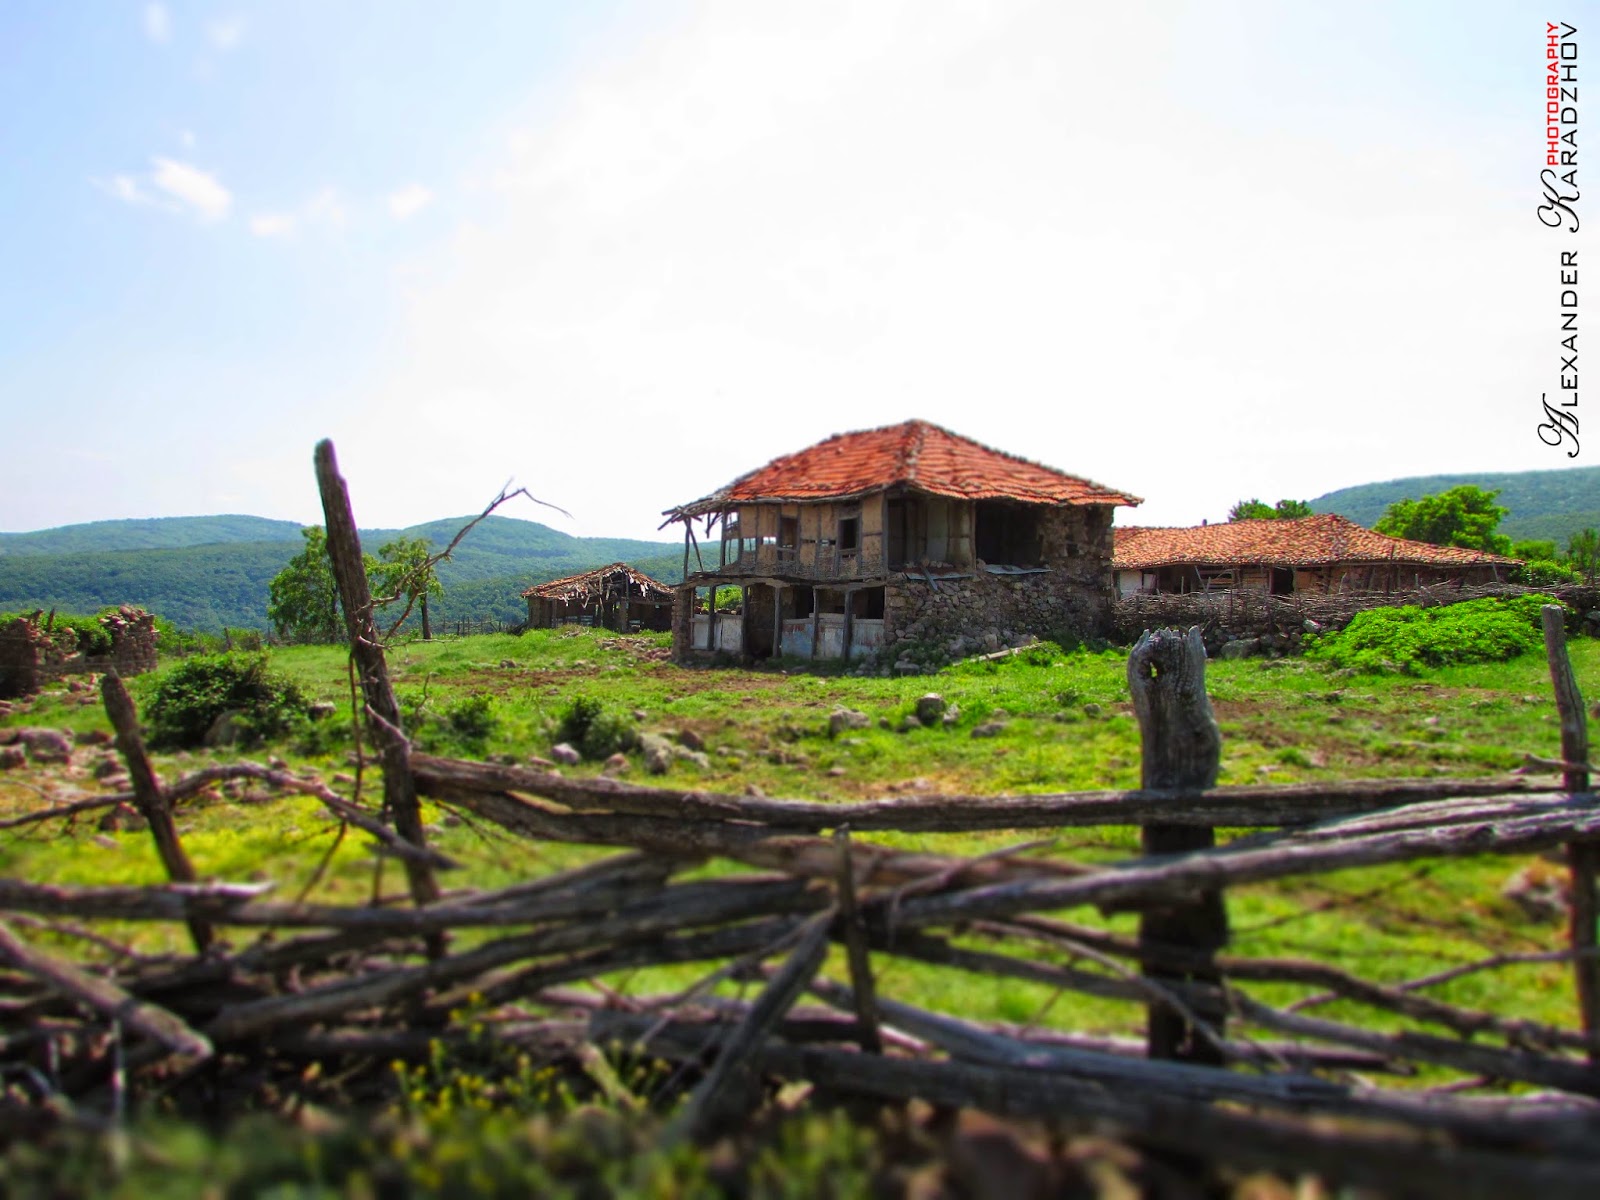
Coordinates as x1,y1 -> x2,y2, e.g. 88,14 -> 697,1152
838,516 -> 860,553
779,516 -> 798,559
789,586 -> 815,619
1269,566 -> 1294,595
974,501 -> 1042,567
851,587 -> 885,619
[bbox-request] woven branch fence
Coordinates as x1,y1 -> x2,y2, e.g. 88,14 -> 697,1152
1,441 -> 1597,1198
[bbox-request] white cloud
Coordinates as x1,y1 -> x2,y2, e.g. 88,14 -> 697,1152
98,173 -> 153,207
150,157 -> 232,221
388,184 -> 434,221
207,16 -> 245,51
142,3 -> 171,45
249,212 -> 296,238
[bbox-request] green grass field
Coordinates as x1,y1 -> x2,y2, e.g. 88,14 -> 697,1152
1,627 -> 1595,1195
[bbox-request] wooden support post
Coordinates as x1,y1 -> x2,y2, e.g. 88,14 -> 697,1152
1543,605 -> 1598,1059
100,672 -> 213,953
834,827 -> 882,1054
773,585 -> 784,658
1128,626 -> 1227,1064
843,588 -> 855,662
314,441 -> 442,948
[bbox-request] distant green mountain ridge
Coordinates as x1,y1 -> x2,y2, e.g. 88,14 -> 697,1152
0,515 -> 305,555
0,514 -> 691,632
1311,465 -> 1600,546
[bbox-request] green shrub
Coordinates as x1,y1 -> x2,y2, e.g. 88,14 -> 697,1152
143,652 -> 308,749
1305,594 -> 1559,675
1514,559 -> 1582,587
555,694 -> 636,760
445,693 -> 499,749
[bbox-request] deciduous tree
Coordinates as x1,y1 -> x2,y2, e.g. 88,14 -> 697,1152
373,536 -> 443,640
1227,498 -> 1314,522
1373,486 -> 1513,555
266,527 -> 346,643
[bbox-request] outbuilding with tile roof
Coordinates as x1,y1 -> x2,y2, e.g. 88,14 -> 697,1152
1112,514 -> 1519,597
521,563 -> 675,632
661,420 -> 1141,663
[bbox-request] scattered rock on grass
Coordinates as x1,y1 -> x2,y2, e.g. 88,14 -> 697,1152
915,694 -> 947,724
639,733 -> 675,775
0,746 -> 26,770
1502,862 -> 1569,923
551,743 -> 581,766
971,721 -> 1008,739
828,709 -> 871,737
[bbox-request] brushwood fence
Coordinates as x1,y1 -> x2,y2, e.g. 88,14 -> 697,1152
1,441 -> 1598,1197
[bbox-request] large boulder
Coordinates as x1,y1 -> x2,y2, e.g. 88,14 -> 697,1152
915,693 -> 947,725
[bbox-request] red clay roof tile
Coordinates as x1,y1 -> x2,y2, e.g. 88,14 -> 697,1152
1112,515 -> 1520,570
667,420 -> 1140,517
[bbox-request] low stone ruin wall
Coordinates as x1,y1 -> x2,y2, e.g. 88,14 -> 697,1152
1110,583 -> 1600,658
0,607 -> 159,699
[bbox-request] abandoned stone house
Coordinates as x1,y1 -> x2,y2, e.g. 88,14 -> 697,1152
661,420 -> 1141,663
521,563 -> 674,632
1112,515 -> 1520,596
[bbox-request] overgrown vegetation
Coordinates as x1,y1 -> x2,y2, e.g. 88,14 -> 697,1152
141,652 -> 309,749
1305,593 -> 1559,674
556,693 -> 638,759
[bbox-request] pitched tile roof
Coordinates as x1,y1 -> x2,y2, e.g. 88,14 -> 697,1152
521,563 -> 674,601
665,420 -> 1140,519
1113,514 -> 1520,570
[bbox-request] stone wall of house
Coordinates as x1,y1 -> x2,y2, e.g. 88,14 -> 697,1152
883,565 -> 1113,660
881,505 -> 1116,658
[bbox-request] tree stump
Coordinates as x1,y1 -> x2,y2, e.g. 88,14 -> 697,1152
1128,626 -> 1227,1063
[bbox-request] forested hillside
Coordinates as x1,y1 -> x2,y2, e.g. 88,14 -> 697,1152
0,515 -> 305,555
0,515 -> 689,631
1311,465 -> 1600,545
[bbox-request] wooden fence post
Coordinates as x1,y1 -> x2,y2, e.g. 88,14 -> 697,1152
100,672 -> 213,953
314,441 -> 442,945
1128,626 -> 1227,1063
1542,605 -> 1597,1058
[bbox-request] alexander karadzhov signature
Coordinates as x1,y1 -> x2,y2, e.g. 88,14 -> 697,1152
1536,21 -> 1580,457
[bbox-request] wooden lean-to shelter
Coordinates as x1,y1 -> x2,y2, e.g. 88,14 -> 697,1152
1112,514 -> 1519,597
521,563 -> 675,632
661,419 -> 1141,663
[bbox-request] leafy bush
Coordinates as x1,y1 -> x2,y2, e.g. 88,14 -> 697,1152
555,694 -> 636,760
1514,559 -> 1582,587
143,653 -> 308,749
1305,594 -> 1558,674
445,693 -> 499,749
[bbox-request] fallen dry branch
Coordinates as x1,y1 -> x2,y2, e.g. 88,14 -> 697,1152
411,751 -> 1561,832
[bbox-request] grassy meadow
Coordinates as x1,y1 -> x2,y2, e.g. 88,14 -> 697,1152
1,625 -> 1596,1194
3,624 -> 1594,1038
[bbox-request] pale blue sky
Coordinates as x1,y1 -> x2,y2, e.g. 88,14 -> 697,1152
0,1 -> 1586,541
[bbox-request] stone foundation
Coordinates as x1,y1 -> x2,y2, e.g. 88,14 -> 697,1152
883,565 -> 1113,661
